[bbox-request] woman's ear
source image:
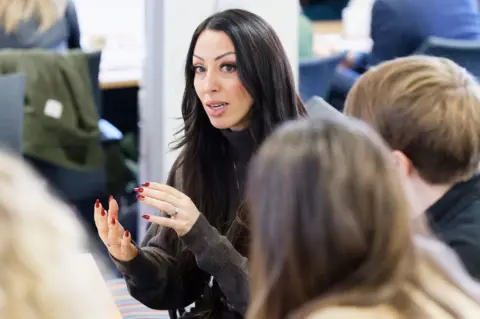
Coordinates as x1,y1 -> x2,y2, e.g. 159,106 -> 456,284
392,150 -> 414,177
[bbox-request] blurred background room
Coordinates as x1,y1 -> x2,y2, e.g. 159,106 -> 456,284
1,0 -> 480,318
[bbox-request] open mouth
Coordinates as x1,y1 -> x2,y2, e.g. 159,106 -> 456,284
210,103 -> 228,110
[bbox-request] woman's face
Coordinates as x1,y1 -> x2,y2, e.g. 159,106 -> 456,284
192,30 -> 253,131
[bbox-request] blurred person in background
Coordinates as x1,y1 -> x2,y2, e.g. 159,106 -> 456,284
330,0 -> 480,108
0,0 -> 81,49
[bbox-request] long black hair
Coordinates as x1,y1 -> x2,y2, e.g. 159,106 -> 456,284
162,9 -> 307,265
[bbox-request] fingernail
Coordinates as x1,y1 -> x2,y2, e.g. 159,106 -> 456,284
136,194 -> 145,201
101,209 -> 106,216
95,199 -> 100,208
109,195 -> 114,202
141,214 -> 150,220
111,217 -> 116,225
125,230 -> 130,237
134,187 -> 144,193
142,182 -> 150,187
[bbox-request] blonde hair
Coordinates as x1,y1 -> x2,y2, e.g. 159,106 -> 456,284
0,150 -> 111,319
345,56 -> 480,184
0,0 -> 67,33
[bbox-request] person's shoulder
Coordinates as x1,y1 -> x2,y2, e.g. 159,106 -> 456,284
448,190 -> 480,229
306,305 -> 399,319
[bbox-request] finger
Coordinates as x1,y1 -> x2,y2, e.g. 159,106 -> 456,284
142,214 -> 181,229
143,182 -> 185,199
107,217 -> 122,246
93,199 -> 102,224
137,195 -> 179,216
121,230 -> 138,260
96,208 -> 108,230
108,196 -> 119,221
94,200 -> 108,237
135,187 -> 182,207
121,230 -> 131,252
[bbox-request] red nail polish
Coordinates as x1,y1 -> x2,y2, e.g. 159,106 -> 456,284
134,187 -> 144,193
125,230 -> 130,237
111,218 -> 116,225
95,199 -> 100,208
136,194 -> 145,201
101,209 -> 106,216
142,182 -> 150,187
109,195 -> 114,202
141,215 -> 150,220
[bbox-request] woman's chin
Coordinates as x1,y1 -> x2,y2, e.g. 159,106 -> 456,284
209,117 -> 249,131
209,118 -> 234,130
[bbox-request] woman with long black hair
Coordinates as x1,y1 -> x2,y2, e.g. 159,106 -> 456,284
94,9 -> 306,319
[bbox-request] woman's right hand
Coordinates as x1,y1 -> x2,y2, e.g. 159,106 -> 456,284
94,197 -> 138,262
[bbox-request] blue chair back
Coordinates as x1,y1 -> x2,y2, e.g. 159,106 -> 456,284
305,96 -> 345,121
417,37 -> 480,78
0,73 -> 26,154
299,52 -> 346,101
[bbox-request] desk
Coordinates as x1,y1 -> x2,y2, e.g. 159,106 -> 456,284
313,20 -> 343,35
99,49 -> 143,90
100,69 -> 141,90
313,20 -> 372,57
75,253 -> 123,319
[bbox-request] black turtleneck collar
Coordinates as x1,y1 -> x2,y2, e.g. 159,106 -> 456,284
219,127 -> 258,214
220,127 -> 258,163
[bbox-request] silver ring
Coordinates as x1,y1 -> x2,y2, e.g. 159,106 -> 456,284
170,207 -> 178,217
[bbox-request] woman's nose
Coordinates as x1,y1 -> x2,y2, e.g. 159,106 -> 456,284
203,70 -> 220,92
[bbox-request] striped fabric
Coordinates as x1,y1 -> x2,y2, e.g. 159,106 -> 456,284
107,278 -> 170,319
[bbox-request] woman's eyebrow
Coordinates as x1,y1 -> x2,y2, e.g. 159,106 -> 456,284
193,52 -> 236,61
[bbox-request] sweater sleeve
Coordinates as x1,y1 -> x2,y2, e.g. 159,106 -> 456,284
181,214 -> 249,315
368,0 -> 414,66
110,164 -> 208,310
111,223 -> 208,310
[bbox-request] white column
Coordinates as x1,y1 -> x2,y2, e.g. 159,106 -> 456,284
139,0 -> 298,239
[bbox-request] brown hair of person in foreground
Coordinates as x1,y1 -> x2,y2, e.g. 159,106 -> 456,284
246,117 -> 480,319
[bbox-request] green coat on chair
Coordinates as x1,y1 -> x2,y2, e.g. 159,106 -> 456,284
0,49 -> 104,170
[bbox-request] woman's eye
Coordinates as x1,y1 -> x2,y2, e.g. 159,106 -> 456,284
193,65 -> 205,73
221,64 -> 237,73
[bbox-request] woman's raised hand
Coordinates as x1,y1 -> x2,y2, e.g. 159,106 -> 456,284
136,182 -> 201,236
94,197 -> 138,262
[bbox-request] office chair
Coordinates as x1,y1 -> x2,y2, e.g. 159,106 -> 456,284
0,73 -> 26,154
305,95 -> 346,121
417,37 -> 480,79
299,52 -> 346,101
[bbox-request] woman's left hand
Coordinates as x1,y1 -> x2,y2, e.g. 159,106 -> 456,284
135,182 -> 201,236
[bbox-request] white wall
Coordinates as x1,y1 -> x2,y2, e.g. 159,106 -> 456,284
115,0 -> 300,239
74,0 -> 144,40
73,0 -> 144,72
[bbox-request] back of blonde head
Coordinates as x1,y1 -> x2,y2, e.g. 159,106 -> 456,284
0,151 -> 110,319
0,0 -> 66,33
